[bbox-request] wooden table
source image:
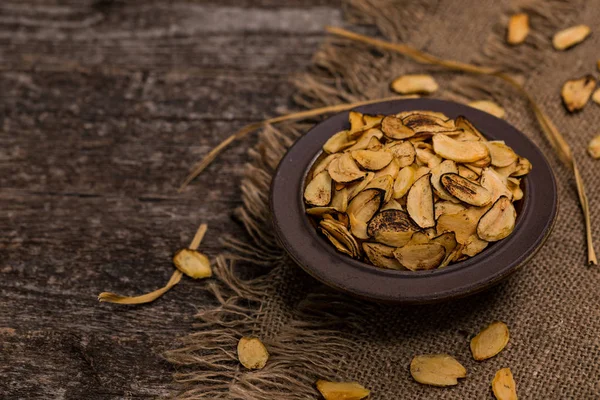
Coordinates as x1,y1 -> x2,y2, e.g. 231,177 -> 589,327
0,1 -> 340,397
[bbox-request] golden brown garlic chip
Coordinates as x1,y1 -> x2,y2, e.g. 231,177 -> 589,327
441,173 -> 492,207
492,368 -> 518,400
237,337 -> 269,370
561,75 -> 596,113
381,115 -> 416,139
552,24 -> 591,50
477,196 -> 516,241
507,13 -> 529,45
390,74 -> 439,94
328,153 -> 367,183
588,135 -> 600,159
351,149 -> 393,171
316,380 -> 370,400
410,354 -> 467,386
486,141 -> 518,167
367,209 -> 419,247
363,242 -> 404,269
347,188 -> 384,239
304,170 -> 333,206
430,160 -> 459,202
386,141 -> 416,167
173,248 -> 212,279
432,134 -> 489,163
394,243 -> 445,270
471,321 -> 510,361
407,174 -> 436,228
393,165 -> 417,199
323,130 -> 354,153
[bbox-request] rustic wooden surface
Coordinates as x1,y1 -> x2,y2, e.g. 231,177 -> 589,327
0,1 -> 341,398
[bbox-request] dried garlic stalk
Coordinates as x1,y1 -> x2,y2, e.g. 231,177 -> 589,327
237,337 -> 269,370
390,74 -> 439,94
492,368 -> 518,400
316,380 -> 370,400
468,100 -> 506,119
325,26 -> 597,265
561,75 -> 596,112
552,25 -> 591,50
98,224 -> 210,304
470,321 -> 510,360
507,13 -> 529,45
588,135 -> 600,159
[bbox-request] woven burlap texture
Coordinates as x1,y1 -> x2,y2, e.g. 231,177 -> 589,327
166,0 -> 600,398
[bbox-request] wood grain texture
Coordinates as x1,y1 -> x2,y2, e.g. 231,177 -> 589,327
0,1 -> 341,398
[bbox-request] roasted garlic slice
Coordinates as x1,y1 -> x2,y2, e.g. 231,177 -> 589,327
588,135 -> 600,159
437,207 -> 487,244
441,173 -> 492,206
316,380 -> 370,400
462,234 -> 489,258
351,149 -> 393,171
507,13 -> 529,45
434,201 -> 466,219
391,74 -> 439,94
363,242 -> 404,269
432,134 -> 489,163
386,140 -> 416,167
430,160 -> 459,202
304,170 -> 333,206
394,243 -> 445,270
348,111 -> 365,136
173,248 -> 212,279
492,368 -> 518,400
323,130 -> 354,154
454,116 -> 485,140
552,24 -> 591,50
381,115 -> 416,139
481,168 -> 512,202
407,174 -> 435,228
364,174 -> 394,203
320,219 -> 360,258
410,354 -> 467,386
561,75 -> 596,112
237,337 -> 269,370
470,321 -> 510,361
328,153 -> 367,183
347,188 -> 384,239
477,196 -> 516,241
346,128 -> 384,151
486,141 -> 518,167
367,209 -> 419,247
393,165 -> 417,199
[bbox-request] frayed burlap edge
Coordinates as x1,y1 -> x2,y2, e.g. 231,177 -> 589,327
165,0 -> 580,398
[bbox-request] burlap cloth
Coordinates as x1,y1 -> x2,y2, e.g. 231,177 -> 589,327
166,0 -> 600,398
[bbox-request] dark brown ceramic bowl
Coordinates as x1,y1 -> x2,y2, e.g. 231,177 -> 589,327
270,98 -> 557,304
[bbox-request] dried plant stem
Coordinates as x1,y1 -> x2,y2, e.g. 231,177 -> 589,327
98,223 -> 209,304
178,95 -> 415,192
326,26 -> 596,265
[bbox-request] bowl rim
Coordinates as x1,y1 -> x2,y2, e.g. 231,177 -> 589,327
270,98 -> 558,304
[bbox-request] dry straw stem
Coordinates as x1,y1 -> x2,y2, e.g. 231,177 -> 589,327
98,223 -> 209,304
178,95 -> 415,192
325,26 -> 596,265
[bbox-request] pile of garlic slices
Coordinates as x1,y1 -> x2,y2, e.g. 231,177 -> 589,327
304,110 -> 532,271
